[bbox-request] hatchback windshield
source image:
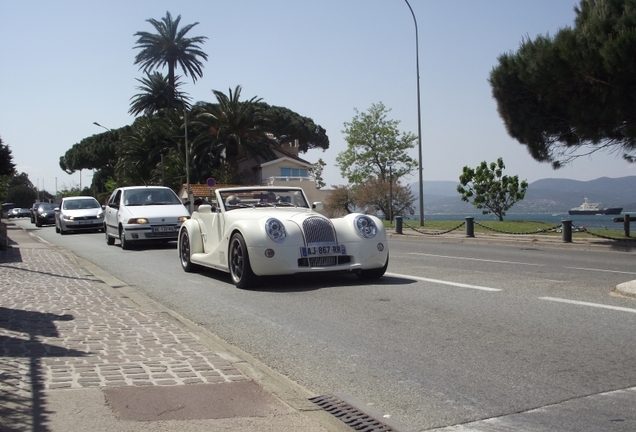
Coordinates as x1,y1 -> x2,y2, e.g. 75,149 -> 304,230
37,203 -> 56,211
63,198 -> 100,210
123,188 -> 181,206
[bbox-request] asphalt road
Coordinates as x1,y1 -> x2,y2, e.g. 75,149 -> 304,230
18,219 -> 636,431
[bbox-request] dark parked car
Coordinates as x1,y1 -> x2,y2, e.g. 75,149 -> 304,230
8,208 -> 31,218
33,203 -> 57,227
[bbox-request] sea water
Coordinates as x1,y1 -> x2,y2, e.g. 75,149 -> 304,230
403,213 -> 633,231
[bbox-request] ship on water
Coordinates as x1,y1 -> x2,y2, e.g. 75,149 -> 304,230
568,197 -> 623,215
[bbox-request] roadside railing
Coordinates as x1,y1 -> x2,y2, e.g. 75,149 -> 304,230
394,215 -> 636,243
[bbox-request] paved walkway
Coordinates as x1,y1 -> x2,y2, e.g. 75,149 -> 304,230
0,222 -> 348,431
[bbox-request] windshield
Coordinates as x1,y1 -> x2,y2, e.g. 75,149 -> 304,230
63,198 -> 100,210
219,188 -> 309,211
38,203 -> 55,211
123,188 -> 182,206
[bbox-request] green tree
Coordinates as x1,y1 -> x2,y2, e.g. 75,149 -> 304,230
7,185 -> 37,207
0,137 -> 16,177
324,185 -> 355,217
0,137 -> 17,202
60,128 -> 126,194
134,11 -> 208,105
353,177 -> 415,221
258,104 -> 330,152
5,172 -> 35,207
336,102 -> 417,185
116,112 -> 185,189
457,158 -> 528,221
309,158 -> 327,189
490,0 -> 636,167
129,72 -> 191,116
192,85 -> 277,184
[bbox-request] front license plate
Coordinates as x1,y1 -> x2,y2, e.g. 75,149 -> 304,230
300,245 -> 346,257
152,226 -> 175,233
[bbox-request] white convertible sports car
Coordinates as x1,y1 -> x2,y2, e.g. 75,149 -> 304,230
178,186 -> 389,288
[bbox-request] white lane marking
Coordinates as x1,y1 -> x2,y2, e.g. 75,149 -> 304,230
539,297 -> 636,314
408,253 -> 543,267
385,272 -> 502,292
565,266 -> 636,275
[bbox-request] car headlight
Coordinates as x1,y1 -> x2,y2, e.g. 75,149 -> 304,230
127,218 -> 149,224
265,218 -> 286,243
354,215 -> 378,239
177,216 -> 189,223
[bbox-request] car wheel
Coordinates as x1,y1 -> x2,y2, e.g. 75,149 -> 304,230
60,226 -> 67,235
105,226 -> 115,245
179,230 -> 197,272
35,219 -> 42,227
358,254 -> 389,280
55,225 -> 60,234
119,227 -> 131,250
229,233 -> 256,289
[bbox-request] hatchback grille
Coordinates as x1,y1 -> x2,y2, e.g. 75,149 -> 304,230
303,216 -> 336,245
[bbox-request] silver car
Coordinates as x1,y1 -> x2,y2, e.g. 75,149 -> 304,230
55,196 -> 104,234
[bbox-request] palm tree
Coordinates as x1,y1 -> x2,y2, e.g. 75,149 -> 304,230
129,72 -> 192,116
117,112 -> 184,188
192,85 -> 277,184
133,11 -> 208,104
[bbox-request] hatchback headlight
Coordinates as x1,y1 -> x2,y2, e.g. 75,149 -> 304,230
354,215 -> 378,239
127,218 -> 149,224
178,216 -> 189,223
265,218 -> 286,243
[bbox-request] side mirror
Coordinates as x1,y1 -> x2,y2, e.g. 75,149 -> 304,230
312,202 -> 324,211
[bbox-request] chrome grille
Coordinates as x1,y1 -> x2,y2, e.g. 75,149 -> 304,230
309,256 -> 337,267
303,216 -> 336,245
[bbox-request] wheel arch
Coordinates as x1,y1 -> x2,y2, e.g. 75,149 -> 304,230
180,219 -> 204,254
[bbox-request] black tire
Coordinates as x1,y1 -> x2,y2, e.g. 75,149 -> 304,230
229,233 -> 256,289
55,225 -> 60,234
35,219 -> 42,227
119,227 -> 131,250
358,254 -> 389,280
105,225 -> 115,245
179,230 -> 197,272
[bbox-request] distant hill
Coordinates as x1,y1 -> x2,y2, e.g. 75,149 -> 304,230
409,176 -> 636,214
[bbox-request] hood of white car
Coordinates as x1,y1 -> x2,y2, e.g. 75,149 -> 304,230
226,207 -> 323,222
63,208 -> 103,217
125,204 -> 189,220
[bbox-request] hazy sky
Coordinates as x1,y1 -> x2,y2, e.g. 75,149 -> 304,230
2,0 -> 634,194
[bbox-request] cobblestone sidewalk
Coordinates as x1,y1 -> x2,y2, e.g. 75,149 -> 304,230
0,246 -> 247,394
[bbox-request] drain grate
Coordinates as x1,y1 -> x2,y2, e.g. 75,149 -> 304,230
309,393 -> 405,432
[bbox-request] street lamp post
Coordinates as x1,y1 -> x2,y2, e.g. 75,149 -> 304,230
182,102 -> 191,213
404,0 -> 424,226
387,161 -> 394,223
93,122 -> 111,132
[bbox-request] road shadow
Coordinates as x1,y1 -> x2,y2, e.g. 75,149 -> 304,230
0,307 -> 85,432
192,266 -> 416,293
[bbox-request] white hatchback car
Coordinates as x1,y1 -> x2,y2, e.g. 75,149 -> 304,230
104,186 -> 190,250
55,196 -> 104,234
